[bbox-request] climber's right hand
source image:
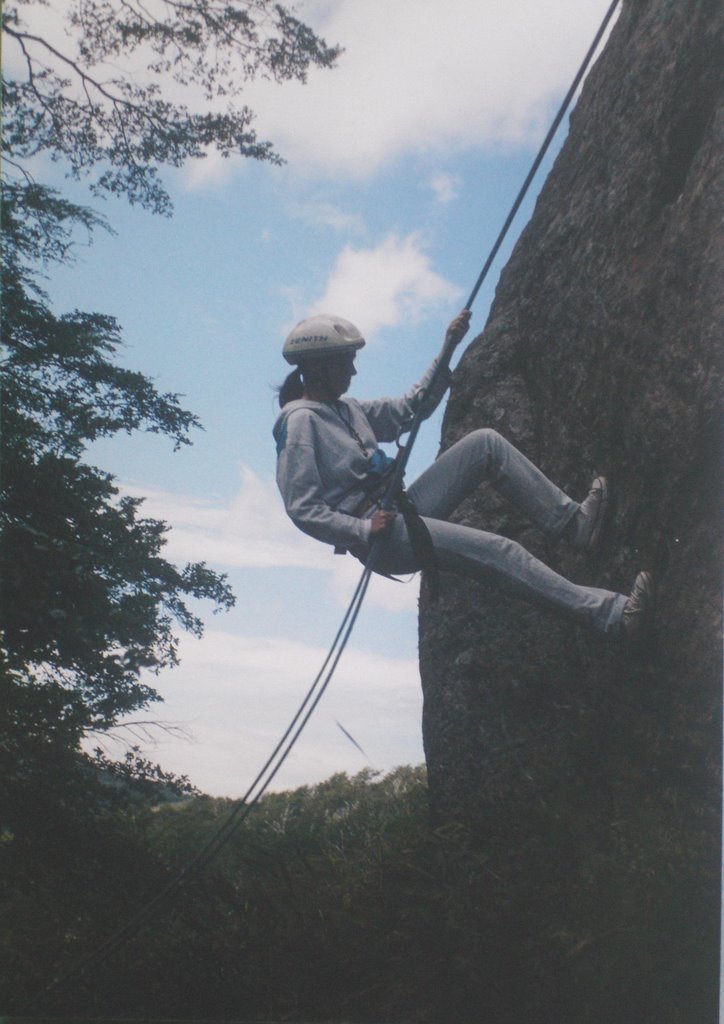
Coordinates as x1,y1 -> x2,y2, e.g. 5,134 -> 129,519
370,509 -> 397,536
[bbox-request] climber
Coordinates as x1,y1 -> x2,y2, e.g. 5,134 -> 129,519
273,311 -> 653,637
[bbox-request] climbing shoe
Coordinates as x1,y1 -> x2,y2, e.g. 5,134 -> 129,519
570,475 -> 609,551
621,571 -> 655,637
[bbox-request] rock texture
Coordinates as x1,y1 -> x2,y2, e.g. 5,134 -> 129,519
419,0 -> 722,1020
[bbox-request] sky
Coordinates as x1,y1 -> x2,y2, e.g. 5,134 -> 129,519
10,0 -> 618,796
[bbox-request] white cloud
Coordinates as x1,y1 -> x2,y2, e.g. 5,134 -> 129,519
105,629 -> 424,795
9,0 -> 614,190
288,198 -> 367,235
234,0 -> 616,180
121,467 -> 421,613
307,232 -> 463,335
430,172 -> 461,205
124,466 -> 325,571
183,150 -> 242,191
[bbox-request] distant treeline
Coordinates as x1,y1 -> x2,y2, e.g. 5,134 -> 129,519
3,737 -> 718,1023
3,754 -> 501,1022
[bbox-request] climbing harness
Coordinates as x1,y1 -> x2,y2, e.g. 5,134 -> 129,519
23,0 -> 621,1010
325,412 -> 440,593
395,488 -> 440,598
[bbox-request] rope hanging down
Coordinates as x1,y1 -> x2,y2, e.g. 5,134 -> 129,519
24,0 -> 620,1010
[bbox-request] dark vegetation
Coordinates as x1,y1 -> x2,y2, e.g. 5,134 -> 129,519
3,762 -> 499,1022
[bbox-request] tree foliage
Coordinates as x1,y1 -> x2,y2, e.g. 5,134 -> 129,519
1,180 -> 235,747
1,1 -> 340,751
3,766 -> 437,1017
2,0 -> 341,212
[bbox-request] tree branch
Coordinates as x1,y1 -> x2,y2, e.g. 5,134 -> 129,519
5,24 -> 151,117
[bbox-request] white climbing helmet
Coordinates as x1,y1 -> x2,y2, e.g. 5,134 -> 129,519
282,314 -> 366,365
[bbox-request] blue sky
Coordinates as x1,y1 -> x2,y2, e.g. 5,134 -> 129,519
12,0 -> 618,795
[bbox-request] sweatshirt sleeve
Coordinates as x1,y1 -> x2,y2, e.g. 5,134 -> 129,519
276,411 -> 372,549
357,356 -> 451,442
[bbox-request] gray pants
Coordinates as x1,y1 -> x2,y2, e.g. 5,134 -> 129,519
370,429 -> 627,634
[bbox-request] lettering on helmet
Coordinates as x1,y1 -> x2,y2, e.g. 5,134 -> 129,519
288,334 -> 331,345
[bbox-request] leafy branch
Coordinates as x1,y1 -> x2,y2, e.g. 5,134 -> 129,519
3,0 -> 341,211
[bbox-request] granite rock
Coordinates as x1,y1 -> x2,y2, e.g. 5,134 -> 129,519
419,0 -> 722,1017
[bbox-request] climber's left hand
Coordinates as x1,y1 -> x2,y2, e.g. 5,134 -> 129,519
445,309 -> 471,348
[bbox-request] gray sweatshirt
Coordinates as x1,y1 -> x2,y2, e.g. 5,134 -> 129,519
273,358 -> 451,549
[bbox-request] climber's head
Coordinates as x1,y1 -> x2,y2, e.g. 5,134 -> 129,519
300,350 -> 357,401
280,315 -> 365,404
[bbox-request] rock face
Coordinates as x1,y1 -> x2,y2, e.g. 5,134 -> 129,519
419,0 -> 722,1019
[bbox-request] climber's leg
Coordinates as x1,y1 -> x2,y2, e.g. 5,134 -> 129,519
375,515 -> 627,634
406,428 -> 578,539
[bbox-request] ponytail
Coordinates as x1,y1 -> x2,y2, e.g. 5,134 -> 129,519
277,367 -> 304,407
